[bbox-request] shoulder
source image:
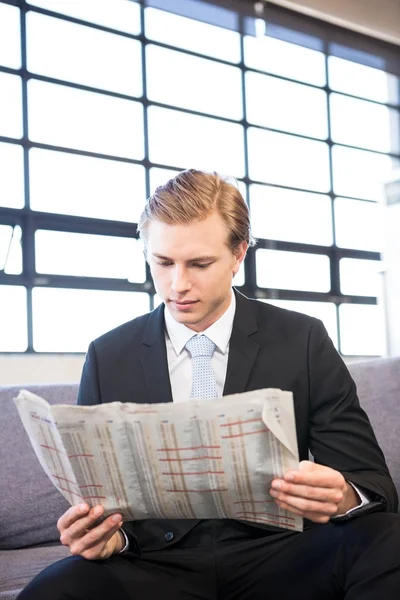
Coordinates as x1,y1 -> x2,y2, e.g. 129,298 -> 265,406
238,292 -> 322,335
90,307 -> 161,355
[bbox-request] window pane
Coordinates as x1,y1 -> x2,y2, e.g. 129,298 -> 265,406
30,149 -> 146,223
28,80 -> 144,159
244,35 -> 326,86
248,129 -> 330,192
339,304 -> 385,355
332,145 -> 398,201
246,73 -> 328,139
32,288 -> 150,352
265,299 -> 338,348
340,258 -> 382,297
146,45 -> 242,120
0,142 -> 25,209
330,93 -> 399,154
0,73 -> 23,139
0,225 -> 22,274
0,285 -> 27,352
328,56 -> 399,105
250,184 -> 332,245
256,249 -> 330,292
149,167 -> 182,192
335,197 -> 383,252
27,0 -> 141,35
27,12 -> 142,97
148,106 -> 245,177
0,3 -> 21,68
145,7 -> 240,63
35,231 -> 146,282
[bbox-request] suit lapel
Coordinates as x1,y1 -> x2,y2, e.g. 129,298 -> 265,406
223,290 -> 260,396
141,304 -> 173,404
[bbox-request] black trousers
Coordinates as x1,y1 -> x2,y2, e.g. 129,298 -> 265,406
18,513 -> 400,600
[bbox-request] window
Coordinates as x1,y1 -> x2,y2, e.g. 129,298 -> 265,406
1,0 -> 399,356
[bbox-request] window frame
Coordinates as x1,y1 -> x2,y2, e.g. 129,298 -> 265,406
0,0 -> 399,356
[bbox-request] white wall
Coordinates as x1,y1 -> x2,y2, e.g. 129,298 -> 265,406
269,0 -> 400,45
382,201 -> 400,356
0,354 -> 85,386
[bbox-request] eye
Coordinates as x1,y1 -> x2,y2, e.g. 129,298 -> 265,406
157,261 -> 173,267
193,263 -> 212,269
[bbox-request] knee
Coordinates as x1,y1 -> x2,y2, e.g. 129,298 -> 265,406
17,556 -> 90,600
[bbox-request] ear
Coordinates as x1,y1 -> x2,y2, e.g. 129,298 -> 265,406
233,241 -> 248,275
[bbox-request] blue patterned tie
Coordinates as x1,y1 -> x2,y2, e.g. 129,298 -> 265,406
185,335 -> 217,399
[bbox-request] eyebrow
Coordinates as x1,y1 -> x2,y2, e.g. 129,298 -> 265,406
152,254 -> 217,262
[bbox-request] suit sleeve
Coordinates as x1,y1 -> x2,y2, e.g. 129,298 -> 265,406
307,319 -> 398,514
77,342 -> 102,406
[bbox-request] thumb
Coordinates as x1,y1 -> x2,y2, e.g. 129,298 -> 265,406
298,460 -> 317,472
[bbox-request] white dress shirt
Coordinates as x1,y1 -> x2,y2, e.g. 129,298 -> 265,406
164,291 -> 236,403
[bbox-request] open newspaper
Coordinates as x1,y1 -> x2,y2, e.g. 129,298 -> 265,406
14,388 -> 302,532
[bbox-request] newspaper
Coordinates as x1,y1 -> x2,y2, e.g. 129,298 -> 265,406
14,388 -> 302,532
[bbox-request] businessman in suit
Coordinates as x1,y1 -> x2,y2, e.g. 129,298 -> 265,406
19,170 -> 400,599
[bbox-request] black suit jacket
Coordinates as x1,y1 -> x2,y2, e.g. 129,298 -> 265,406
77,290 -> 398,552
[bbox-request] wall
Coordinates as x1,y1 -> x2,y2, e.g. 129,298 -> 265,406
0,354 -> 85,386
268,0 -> 400,46
382,200 -> 400,356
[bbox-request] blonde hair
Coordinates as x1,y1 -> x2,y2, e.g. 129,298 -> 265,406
138,169 -> 255,253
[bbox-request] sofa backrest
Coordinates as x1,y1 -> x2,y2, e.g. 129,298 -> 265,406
348,357 -> 400,498
0,384 -> 78,550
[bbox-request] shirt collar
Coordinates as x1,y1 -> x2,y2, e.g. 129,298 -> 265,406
164,290 -> 236,356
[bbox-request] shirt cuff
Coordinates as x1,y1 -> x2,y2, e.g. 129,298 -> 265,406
333,481 -> 370,518
117,528 -> 129,554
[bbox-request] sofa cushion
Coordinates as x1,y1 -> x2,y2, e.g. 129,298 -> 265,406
348,357 -> 400,496
0,544 -> 70,600
0,384 -> 78,550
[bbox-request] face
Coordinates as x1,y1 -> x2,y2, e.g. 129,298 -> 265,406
146,211 -> 247,332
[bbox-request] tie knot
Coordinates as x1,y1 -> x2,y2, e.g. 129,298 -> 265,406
186,335 -> 215,359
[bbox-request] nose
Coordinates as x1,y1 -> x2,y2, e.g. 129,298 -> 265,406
171,265 -> 191,294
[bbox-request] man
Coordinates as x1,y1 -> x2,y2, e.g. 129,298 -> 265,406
19,170 -> 400,599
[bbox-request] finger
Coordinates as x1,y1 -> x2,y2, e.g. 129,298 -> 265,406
282,468 -> 345,489
274,499 -> 331,524
60,505 -> 107,543
273,492 -> 339,517
270,482 -> 344,504
57,503 -> 90,532
69,515 -> 123,558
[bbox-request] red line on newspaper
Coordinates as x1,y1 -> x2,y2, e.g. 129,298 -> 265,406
68,454 -> 94,459
58,486 -> 83,498
81,495 -> 107,500
79,484 -> 103,489
157,445 -> 220,451
166,488 -> 228,493
40,444 -> 65,455
159,456 -> 222,462
236,511 -> 295,521
52,474 -> 77,486
220,418 -> 264,427
162,471 -> 224,476
221,428 -> 270,439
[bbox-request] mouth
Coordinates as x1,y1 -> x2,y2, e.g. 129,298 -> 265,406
170,300 -> 198,310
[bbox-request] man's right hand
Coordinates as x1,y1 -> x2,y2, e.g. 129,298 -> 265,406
57,504 -> 125,560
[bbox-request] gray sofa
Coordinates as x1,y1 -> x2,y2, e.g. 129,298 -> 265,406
1,358 -> 399,599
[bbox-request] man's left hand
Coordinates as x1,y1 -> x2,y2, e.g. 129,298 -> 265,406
270,461 -> 360,523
